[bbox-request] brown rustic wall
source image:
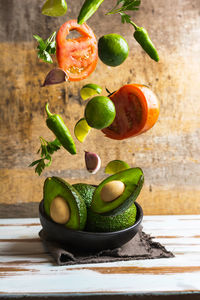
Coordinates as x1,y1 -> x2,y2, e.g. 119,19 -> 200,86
0,0 -> 200,216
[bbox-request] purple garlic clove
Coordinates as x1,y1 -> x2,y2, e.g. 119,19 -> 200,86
42,68 -> 68,87
85,151 -> 101,174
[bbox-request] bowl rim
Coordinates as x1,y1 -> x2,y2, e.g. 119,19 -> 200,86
39,199 -> 143,236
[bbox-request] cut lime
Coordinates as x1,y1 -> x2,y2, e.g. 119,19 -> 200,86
42,0 -> 67,17
105,160 -> 130,175
74,118 -> 91,143
80,83 -> 102,101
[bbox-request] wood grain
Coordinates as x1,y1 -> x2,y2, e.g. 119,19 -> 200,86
0,215 -> 200,296
0,0 -> 200,215
67,266 -> 200,275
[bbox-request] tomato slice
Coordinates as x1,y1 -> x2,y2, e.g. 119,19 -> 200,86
56,19 -> 98,81
102,84 -> 160,140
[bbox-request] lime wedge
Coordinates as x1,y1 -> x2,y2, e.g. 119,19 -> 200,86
105,160 -> 130,175
74,118 -> 91,143
80,83 -> 102,101
42,0 -> 67,17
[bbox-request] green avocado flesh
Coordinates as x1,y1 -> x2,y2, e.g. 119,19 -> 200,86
86,202 -> 137,232
43,177 -> 87,230
72,183 -> 96,209
90,168 -> 144,215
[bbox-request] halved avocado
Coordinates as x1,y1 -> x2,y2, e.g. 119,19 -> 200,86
72,183 -> 96,209
90,168 -> 144,215
86,202 -> 137,232
43,177 -> 87,230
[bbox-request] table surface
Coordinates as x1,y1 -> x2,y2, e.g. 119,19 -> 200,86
0,215 -> 200,299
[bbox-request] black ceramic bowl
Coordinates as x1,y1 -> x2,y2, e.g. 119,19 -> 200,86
39,200 -> 143,252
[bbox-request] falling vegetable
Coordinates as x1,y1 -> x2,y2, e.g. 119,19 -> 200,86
29,138 -> 61,175
106,0 -> 159,61
42,68 -> 68,87
78,0 -> 105,24
80,83 -> 102,101
33,32 -> 56,64
105,160 -> 130,175
29,103 -> 77,175
85,151 -> 101,174
74,118 -> 91,143
45,103 -> 76,154
131,22 -> 159,62
42,0 -> 68,17
56,19 -> 98,81
102,84 -> 160,140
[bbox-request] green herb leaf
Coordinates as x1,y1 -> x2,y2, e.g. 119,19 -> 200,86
33,32 -> 56,64
46,41 -> 56,55
35,159 -> 46,176
44,154 -> 52,167
33,35 -> 46,50
120,12 -> 131,23
29,159 -> 44,167
40,50 -> 53,64
106,0 -> 141,15
29,137 -> 61,176
46,139 -> 61,154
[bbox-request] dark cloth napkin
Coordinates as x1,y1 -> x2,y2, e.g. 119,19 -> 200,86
39,227 -> 174,266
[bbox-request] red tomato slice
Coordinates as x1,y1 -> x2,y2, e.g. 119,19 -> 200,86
102,84 -> 160,140
56,19 -> 98,81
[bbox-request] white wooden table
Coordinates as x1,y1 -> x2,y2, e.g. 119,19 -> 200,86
0,215 -> 200,299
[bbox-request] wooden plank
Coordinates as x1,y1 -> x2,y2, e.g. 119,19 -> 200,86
0,216 -> 200,296
0,268 -> 200,294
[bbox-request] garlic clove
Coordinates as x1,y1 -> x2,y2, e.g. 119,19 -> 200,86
85,151 -> 101,174
42,68 -> 68,87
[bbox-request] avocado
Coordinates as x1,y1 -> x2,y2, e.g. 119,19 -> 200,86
86,202 -> 137,232
43,177 -> 87,230
90,168 -> 144,215
72,183 -> 96,208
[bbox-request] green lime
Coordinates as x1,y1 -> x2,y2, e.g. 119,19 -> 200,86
80,83 -> 102,101
98,34 -> 129,67
84,96 -> 116,130
42,0 -> 67,17
105,160 -> 130,175
74,118 -> 91,143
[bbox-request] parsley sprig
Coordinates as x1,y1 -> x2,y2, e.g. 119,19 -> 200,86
106,0 -> 141,23
29,137 -> 61,175
33,32 -> 56,64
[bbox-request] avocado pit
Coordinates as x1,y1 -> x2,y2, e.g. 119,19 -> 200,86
100,180 -> 125,202
50,196 -> 70,224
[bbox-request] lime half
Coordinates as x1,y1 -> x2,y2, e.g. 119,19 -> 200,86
42,0 -> 67,17
80,83 -> 102,101
105,160 -> 130,175
74,118 -> 91,143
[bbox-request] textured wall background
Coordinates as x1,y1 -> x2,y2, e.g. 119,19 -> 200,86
0,0 -> 200,216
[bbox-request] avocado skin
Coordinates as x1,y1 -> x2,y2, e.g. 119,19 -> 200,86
43,177 -> 87,230
86,202 -> 137,232
72,183 -> 96,209
90,168 -> 144,215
